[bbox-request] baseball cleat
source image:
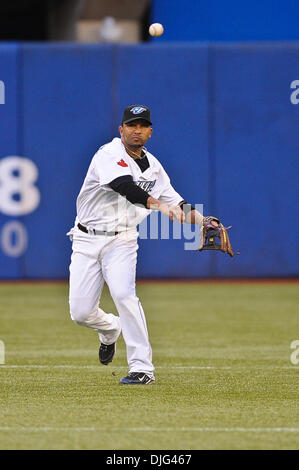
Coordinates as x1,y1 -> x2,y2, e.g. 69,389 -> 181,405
119,372 -> 155,385
99,342 -> 116,365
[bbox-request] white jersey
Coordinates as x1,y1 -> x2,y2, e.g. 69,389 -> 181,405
74,137 -> 183,232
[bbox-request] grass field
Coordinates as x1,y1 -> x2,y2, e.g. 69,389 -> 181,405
0,281 -> 298,450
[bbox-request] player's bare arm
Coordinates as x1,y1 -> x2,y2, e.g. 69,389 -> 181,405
147,196 -> 185,223
178,203 -> 218,228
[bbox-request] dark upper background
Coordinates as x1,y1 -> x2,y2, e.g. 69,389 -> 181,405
1,0 -> 299,43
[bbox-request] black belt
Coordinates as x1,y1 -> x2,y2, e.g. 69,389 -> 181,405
77,223 -> 119,236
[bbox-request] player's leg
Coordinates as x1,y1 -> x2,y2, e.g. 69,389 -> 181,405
101,233 -> 154,379
69,233 -> 121,346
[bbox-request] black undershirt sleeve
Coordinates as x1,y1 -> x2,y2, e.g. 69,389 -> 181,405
109,175 -> 150,208
109,178 -> 196,213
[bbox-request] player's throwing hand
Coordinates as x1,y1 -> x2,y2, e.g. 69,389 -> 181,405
147,199 -> 185,223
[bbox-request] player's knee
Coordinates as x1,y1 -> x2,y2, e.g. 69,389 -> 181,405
110,287 -> 135,305
69,299 -> 94,324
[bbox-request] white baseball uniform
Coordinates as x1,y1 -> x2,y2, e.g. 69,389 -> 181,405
68,137 -> 183,377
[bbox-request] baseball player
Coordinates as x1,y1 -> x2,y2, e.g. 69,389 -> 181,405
68,104 -> 215,385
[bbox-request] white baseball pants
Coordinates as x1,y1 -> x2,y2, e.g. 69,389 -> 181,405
68,226 -> 154,377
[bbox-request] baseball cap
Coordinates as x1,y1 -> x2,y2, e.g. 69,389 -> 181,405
121,105 -> 152,125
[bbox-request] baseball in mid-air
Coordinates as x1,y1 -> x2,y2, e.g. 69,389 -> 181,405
149,23 -> 164,37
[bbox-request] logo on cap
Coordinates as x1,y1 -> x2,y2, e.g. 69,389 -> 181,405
130,106 -> 146,115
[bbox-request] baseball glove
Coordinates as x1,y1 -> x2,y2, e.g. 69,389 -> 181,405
198,216 -> 237,257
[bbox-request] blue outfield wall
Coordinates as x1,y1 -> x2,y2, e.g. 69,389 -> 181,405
0,42 -> 298,279
0,44 -> 20,278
